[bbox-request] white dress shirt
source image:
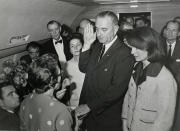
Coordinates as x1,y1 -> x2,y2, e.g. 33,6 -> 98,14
53,37 -> 66,63
102,35 -> 117,56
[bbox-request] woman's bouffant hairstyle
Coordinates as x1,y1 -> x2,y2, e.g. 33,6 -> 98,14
69,33 -> 84,46
32,67 -> 52,94
38,53 -> 59,78
28,53 -> 60,92
125,27 -> 166,63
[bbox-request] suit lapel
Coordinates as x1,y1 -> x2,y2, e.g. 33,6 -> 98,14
172,40 -> 180,58
95,38 -> 122,68
92,43 -> 102,67
62,36 -> 68,60
50,39 -> 57,53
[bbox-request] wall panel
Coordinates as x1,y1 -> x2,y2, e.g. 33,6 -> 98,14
1,0 -> 85,50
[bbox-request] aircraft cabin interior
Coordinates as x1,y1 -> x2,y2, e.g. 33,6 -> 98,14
1,0 -> 180,131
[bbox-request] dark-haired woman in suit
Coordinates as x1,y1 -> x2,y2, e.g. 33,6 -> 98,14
122,27 -> 177,131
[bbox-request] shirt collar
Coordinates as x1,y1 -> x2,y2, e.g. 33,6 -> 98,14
103,35 -> 117,47
166,40 -> 176,46
144,62 -> 163,77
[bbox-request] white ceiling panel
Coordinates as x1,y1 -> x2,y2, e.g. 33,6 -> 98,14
57,0 -> 174,5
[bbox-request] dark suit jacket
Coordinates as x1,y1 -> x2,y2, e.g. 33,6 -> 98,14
79,37 -> 134,131
167,40 -> 180,76
169,40 -> 180,131
42,36 -> 72,61
0,108 -> 20,130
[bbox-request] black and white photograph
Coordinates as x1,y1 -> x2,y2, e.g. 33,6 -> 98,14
0,0 -> 180,131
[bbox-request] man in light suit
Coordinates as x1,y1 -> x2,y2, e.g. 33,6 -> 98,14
164,20 -> 180,131
42,20 -> 72,67
75,11 -> 134,131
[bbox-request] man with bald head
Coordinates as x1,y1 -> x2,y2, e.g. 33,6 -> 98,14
75,11 -> 134,131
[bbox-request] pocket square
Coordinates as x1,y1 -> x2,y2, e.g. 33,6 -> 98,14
176,59 -> 180,62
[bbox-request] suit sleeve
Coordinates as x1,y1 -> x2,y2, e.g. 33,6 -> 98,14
78,50 -> 91,73
87,52 -> 134,114
79,42 -> 97,73
41,40 -> 53,55
151,74 -> 177,131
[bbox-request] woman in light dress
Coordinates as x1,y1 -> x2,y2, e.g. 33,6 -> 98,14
66,33 -> 85,109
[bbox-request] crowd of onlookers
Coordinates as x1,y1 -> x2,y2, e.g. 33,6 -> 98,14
0,21 -> 85,130
0,10 -> 180,131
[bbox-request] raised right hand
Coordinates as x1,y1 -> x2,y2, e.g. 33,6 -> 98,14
83,23 -> 96,50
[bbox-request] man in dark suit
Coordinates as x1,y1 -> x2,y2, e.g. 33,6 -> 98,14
42,20 -> 72,104
75,11 -> 134,131
0,82 -> 20,130
20,41 -> 41,65
165,20 -> 180,76
164,20 -> 180,131
42,20 -> 72,68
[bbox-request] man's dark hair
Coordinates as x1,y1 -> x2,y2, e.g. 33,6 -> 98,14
47,20 -> 61,29
165,20 -> 180,31
69,33 -> 84,46
96,11 -> 119,26
174,16 -> 180,23
26,41 -> 41,51
61,24 -> 72,34
0,82 -> 12,99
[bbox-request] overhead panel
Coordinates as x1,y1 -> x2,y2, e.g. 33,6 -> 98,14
57,0 -> 171,5
93,0 -> 170,4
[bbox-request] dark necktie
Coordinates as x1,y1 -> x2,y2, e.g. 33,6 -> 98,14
168,44 -> 172,58
55,39 -> 62,44
133,62 -> 146,86
98,45 -> 105,62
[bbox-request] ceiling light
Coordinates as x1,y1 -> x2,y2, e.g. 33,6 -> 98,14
130,4 -> 138,8
130,0 -> 138,3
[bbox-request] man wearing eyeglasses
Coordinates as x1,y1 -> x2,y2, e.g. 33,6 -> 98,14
20,41 -> 41,65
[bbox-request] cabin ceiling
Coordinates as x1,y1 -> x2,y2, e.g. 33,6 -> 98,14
57,0 -> 179,6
